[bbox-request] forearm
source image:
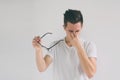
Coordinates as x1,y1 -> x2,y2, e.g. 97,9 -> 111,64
76,44 -> 96,78
35,49 -> 46,72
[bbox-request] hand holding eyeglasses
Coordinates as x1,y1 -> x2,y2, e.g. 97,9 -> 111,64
32,32 -> 52,50
32,36 -> 42,51
32,32 -> 63,51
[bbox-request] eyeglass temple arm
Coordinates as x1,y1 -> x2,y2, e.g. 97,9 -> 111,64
41,32 -> 52,39
39,32 -> 63,51
40,40 -> 63,51
40,44 -> 49,50
39,32 -> 52,50
47,40 -> 64,51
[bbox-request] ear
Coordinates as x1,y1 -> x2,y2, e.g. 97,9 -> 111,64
81,23 -> 83,27
63,25 -> 66,30
81,24 -> 83,28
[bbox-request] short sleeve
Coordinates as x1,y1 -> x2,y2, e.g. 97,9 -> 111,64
86,41 -> 97,58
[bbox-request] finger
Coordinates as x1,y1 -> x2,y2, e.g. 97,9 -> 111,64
32,40 -> 36,46
75,33 -> 79,38
33,36 -> 40,39
34,36 -> 41,43
69,33 -> 73,39
70,33 -> 75,39
36,36 -> 40,39
32,40 -> 40,46
32,40 -> 37,45
37,36 -> 41,40
32,39 -> 40,45
73,33 -> 76,37
33,36 -> 37,41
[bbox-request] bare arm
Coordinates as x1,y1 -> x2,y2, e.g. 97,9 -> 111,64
76,44 -> 97,78
32,36 -> 52,72
70,33 -> 97,79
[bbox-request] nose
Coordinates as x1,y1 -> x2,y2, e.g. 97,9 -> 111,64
72,32 -> 75,34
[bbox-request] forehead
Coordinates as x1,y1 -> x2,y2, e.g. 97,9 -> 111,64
66,22 -> 82,29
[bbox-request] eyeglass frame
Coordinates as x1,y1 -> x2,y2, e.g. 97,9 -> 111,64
39,32 -> 63,51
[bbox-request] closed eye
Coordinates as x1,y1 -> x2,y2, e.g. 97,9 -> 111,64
69,30 -> 74,33
75,30 -> 79,33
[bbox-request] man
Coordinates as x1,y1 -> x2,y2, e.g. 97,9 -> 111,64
32,9 -> 97,80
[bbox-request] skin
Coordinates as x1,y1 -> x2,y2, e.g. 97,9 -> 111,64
64,22 -> 97,78
32,22 -> 97,79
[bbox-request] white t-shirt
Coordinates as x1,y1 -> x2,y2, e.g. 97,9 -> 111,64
48,37 -> 97,80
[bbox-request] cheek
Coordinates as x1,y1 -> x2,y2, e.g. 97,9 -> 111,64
65,31 -> 69,35
76,31 -> 81,35
67,32 -> 71,36
66,32 -> 71,37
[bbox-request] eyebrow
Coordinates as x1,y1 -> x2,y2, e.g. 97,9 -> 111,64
68,30 -> 80,32
68,30 -> 74,32
76,30 -> 79,32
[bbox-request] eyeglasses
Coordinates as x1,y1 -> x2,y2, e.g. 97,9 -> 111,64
39,32 -> 63,51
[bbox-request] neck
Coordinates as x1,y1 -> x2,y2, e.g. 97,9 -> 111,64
65,37 -> 72,47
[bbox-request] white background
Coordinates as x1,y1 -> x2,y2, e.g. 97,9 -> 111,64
0,0 -> 120,80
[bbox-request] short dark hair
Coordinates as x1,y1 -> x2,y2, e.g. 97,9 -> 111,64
64,9 -> 83,27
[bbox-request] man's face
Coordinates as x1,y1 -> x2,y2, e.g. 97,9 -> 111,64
64,22 -> 83,39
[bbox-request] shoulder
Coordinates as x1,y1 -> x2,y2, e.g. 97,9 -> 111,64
48,38 -> 64,53
80,38 -> 97,57
80,38 -> 96,49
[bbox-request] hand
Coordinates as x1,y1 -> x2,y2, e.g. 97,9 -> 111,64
32,36 -> 42,50
69,33 -> 80,47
